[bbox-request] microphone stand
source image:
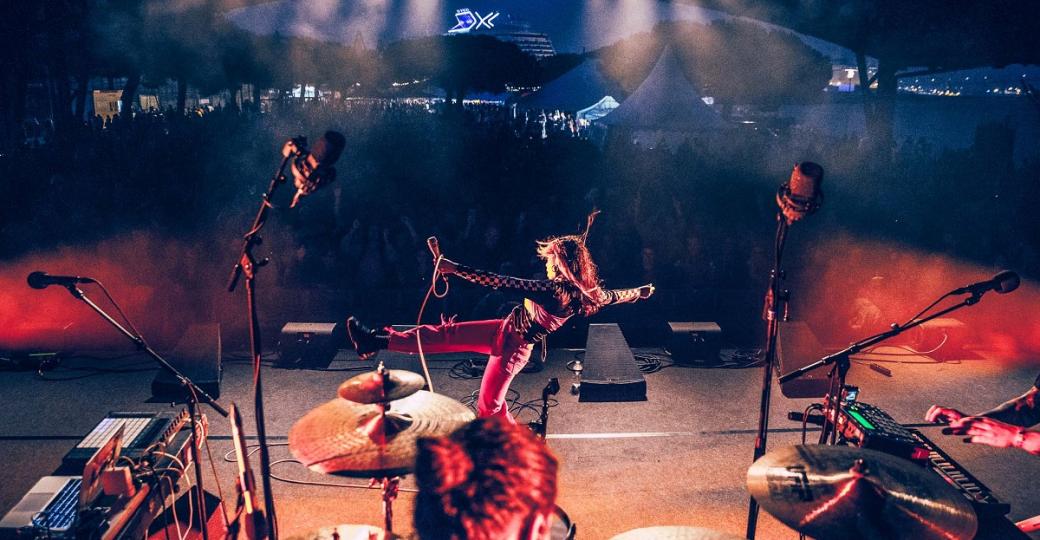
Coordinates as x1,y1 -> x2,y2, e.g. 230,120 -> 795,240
745,213 -> 790,540
61,285 -> 227,540
528,378 -> 560,440
226,138 -> 304,540
779,292 -> 986,446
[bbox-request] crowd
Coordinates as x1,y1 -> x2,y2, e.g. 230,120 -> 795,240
2,98 -> 1037,342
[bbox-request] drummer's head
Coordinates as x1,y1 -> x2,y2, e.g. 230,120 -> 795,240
414,417 -> 558,540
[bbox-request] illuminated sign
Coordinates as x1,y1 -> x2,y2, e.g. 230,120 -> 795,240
448,8 -> 500,34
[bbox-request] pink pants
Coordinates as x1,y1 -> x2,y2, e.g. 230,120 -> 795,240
387,318 -> 533,423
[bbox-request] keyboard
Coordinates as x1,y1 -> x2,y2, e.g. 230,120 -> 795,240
909,429 -> 1011,517
32,478 -> 82,531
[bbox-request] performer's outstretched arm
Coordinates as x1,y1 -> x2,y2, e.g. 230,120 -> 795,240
603,284 -> 655,305
446,261 -> 555,292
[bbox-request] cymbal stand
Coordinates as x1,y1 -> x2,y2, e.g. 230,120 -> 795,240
379,477 -> 400,534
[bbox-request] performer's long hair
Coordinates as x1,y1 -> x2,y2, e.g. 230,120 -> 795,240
537,210 -> 606,316
414,417 -> 558,540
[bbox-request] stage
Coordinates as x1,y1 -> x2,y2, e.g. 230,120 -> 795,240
1,346 -> 1038,539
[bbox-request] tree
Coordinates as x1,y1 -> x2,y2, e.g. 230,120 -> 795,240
381,34 -> 539,103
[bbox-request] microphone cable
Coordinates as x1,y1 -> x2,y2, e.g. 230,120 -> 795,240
413,255 -> 450,393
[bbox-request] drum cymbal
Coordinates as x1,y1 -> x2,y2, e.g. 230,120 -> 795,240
290,390 -> 475,477
338,369 -> 426,404
747,445 -> 977,540
285,524 -> 401,540
610,526 -> 747,540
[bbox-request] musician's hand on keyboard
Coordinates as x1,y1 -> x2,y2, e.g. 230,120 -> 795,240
950,416 -> 1021,448
926,405 -> 964,424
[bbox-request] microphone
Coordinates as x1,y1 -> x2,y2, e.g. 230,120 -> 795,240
951,270 -> 1020,296
776,162 -> 824,224
287,130 -> 346,208
426,236 -> 441,259
27,271 -> 95,290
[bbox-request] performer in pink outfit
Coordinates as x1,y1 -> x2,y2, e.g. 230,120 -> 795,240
347,212 -> 654,422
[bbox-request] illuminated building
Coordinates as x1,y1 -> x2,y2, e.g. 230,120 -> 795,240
447,8 -> 556,58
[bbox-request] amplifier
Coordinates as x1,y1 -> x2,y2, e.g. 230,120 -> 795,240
666,322 -> 722,365
152,324 -> 222,399
277,322 -> 344,369
777,322 -> 831,398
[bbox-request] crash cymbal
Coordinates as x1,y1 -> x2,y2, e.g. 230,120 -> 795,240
338,369 -> 426,404
285,524 -> 401,540
290,390 -> 475,478
610,526 -> 747,540
747,445 -> 977,540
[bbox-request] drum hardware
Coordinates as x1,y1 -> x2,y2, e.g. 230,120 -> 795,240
747,444 -> 978,540
290,366 -> 474,533
610,526 -> 746,539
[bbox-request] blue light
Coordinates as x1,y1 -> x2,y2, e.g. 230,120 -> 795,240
449,9 -> 476,34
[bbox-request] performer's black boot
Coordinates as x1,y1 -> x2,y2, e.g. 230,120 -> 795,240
346,316 -> 389,361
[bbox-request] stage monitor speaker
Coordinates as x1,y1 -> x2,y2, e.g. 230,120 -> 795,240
908,317 -> 971,361
579,323 -> 647,402
277,322 -> 344,369
152,323 -> 222,400
777,321 -> 830,398
666,321 -> 722,365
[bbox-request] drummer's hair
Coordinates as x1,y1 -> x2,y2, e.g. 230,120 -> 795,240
414,417 -> 558,540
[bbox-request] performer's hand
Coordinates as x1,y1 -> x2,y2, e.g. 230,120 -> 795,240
925,405 -> 965,424
950,416 -> 1022,448
638,284 -> 655,299
437,257 -> 458,276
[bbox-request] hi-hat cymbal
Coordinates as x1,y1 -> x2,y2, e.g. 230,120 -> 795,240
337,369 -> 426,404
610,526 -> 747,539
290,390 -> 475,477
747,445 -> 977,540
285,524 -> 401,540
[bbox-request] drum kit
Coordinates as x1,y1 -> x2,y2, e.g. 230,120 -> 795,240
283,363 -> 978,540
287,363 -> 473,538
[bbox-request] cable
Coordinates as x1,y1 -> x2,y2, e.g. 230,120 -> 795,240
801,403 -> 824,444
155,470 -> 173,540
183,476 -> 194,540
204,433 -> 232,529
448,358 -> 486,379
94,279 -> 145,340
413,254 -> 446,393
222,443 -> 419,492
633,352 -> 671,373
153,476 -> 178,540
861,333 -> 950,357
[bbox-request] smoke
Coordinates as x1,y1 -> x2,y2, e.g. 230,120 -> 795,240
789,231 -> 1040,364
0,231 -> 235,352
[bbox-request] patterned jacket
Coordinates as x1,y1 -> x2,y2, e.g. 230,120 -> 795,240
454,263 -> 644,343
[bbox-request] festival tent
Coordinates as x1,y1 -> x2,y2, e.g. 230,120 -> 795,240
576,96 -> 621,123
597,45 -> 729,132
518,59 -> 623,112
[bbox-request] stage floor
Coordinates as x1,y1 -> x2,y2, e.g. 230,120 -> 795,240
1,346 -> 1038,539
